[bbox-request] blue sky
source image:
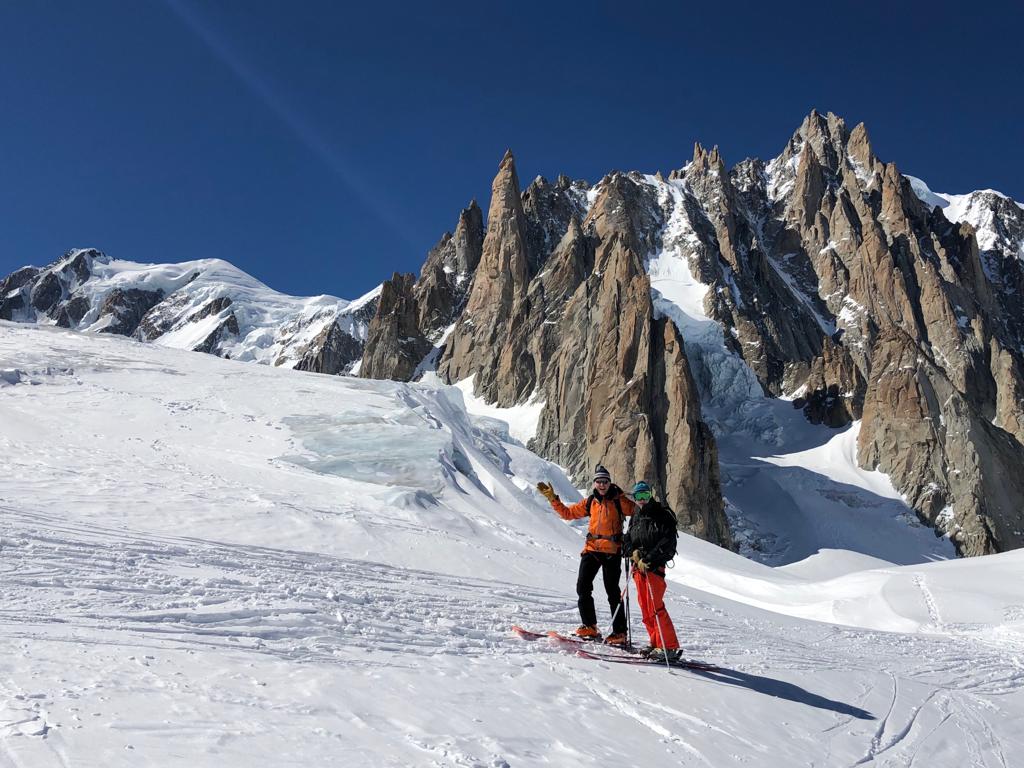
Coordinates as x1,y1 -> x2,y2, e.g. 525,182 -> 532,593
1,1 -> 1020,299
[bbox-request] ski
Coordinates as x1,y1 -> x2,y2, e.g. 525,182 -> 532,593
510,626 -> 635,653
546,630 -> 637,654
510,625 -> 548,641
512,625 -> 609,646
512,626 -> 715,670
513,625 -> 718,671
570,645 -> 719,671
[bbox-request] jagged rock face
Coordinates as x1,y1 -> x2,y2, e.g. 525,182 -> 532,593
428,156 -> 731,546
290,319 -> 364,374
859,328 -> 1024,556
522,174 -> 590,275
674,142 -> 829,398
1,249 -> 107,322
670,109 -> 1024,554
362,157 -> 715,530
413,201 -> 484,339
439,150 -> 537,403
136,292 -> 240,356
361,111 -> 1024,556
360,272 -> 433,382
0,251 -> 376,375
530,189 -> 728,543
53,296 -> 91,328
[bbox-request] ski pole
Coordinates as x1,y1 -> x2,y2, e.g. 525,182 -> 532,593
624,556 -> 632,647
607,579 -> 629,638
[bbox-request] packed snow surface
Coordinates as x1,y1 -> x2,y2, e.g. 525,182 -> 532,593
3,322 -> 1024,766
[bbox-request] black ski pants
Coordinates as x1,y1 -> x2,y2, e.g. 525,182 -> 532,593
576,551 -> 626,634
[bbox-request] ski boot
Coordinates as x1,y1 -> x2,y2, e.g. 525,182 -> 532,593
647,647 -> 683,663
604,632 -> 629,648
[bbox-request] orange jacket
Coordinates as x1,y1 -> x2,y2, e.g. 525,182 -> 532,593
550,485 -> 636,555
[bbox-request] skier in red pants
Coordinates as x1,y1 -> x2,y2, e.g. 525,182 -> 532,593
623,481 -> 681,662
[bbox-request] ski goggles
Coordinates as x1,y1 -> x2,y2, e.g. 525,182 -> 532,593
633,491 -> 652,501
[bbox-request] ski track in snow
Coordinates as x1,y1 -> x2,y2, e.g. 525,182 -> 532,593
1,507 -> 568,663
5,502 -> 1023,766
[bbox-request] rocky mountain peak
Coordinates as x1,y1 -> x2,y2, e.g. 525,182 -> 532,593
794,109 -> 850,172
847,121 -> 878,176
691,142 -> 726,173
321,111 -> 1024,557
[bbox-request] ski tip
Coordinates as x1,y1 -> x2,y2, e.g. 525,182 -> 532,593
511,625 -> 546,640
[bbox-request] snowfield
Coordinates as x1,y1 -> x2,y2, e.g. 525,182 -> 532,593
3,322 -> 1024,767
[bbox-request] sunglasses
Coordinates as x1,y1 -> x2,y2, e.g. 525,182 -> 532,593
633,491 -> 652,501
594,479 -> 610,485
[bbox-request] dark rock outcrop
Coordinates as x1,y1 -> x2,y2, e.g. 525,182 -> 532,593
291,320 -> 364,374
0,266 -> 39,320
97,288 -> 165,336
360,273 -> 434,381
193,312 -> 240,355
52,296 -> 92,328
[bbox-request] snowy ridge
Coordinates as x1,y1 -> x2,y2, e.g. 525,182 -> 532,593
2,321 -> 1022,766
906,175 -> 1024,260
1,249 -> 380,374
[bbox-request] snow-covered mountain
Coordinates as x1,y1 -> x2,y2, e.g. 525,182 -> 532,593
3,321 -> 1022,766
0,248 -> 380,374
907,175 -> 1024,261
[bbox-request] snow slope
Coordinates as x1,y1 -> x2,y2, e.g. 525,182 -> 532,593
3,322 -> 1023,766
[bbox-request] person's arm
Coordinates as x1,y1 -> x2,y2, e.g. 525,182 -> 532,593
551,496 -> 589,521
647,513 -> 677,565
620,496 -> 637,517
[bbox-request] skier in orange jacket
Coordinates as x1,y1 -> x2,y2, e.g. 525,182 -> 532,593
537,464 -> 635,645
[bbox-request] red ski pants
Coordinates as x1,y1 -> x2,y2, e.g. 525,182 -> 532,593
632,569 -> 679,649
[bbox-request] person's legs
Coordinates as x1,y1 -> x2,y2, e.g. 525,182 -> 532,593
575,553 -> 602,628
642,571 -> 679,649
632,569 -> 659,647
599,554 -> 626,635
